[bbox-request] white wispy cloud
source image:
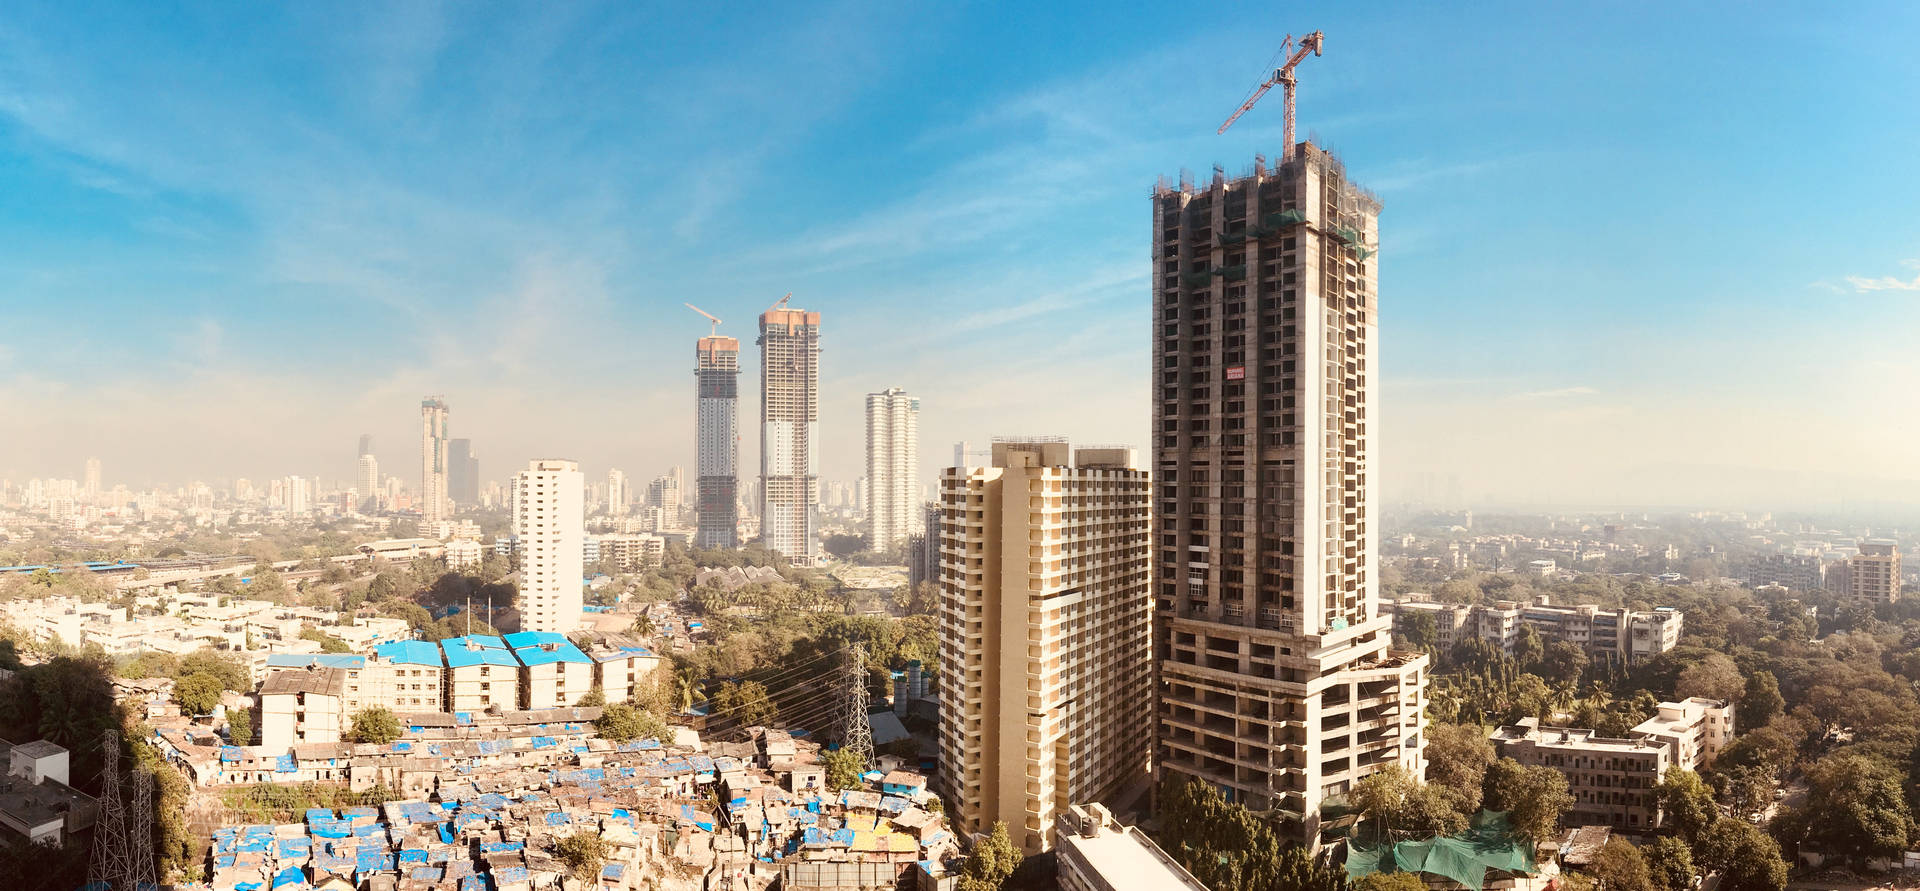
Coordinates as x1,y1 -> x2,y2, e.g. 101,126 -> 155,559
1512,386 -> 1598,400
1846,259 -> 1920,291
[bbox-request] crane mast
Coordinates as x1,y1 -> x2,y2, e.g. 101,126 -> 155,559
1217,30 -> 1325,161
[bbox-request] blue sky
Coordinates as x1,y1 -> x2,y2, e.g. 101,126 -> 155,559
2,2 -> 1917,509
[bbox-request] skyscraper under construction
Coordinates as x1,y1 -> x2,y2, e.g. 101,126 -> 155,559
759,301 -> 821,565
1151,144 -> 1428,842
695,333 -> 741,549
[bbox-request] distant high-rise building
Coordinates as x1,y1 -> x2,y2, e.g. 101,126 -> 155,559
1152,147 -> 1428,842
285,475 -> 310,515
907,501 -> 941,592
696,333 -> 741,549
420,397 -> 450,522
607,469 -> 630,516
448,438 -> 479,507
356,454 -> 380,513
358,434 -> 373,458
936,439 -> 1153,854
759,303 -> 821,565
82,458 -> 100,503
1850,541 -> 1903,604
515,459 -> 585,633
865,387 -> 919,552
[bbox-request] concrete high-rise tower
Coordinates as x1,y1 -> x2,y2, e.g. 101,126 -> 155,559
1151,146 -> 1428,842
356,454 -> 379,513
864,387 -> 919,552
695,333 -> 741,548
759,303 -> 821,565
83,457 -> 101,503
420,397 -> 450,522
448,438 -> 479,507
935,439 -> 1153,853
358,434 -> 373,458
515,459 -> 584,633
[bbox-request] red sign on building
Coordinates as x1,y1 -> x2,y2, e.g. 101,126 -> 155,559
1225,366 -> 1246,380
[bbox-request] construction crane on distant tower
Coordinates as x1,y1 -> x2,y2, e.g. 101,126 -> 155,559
766,292 -> 793,313
684,303 -> 723,336
1217,30 -> 1325,160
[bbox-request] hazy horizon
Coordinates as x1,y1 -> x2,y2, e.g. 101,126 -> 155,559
3,3 -> 1917,510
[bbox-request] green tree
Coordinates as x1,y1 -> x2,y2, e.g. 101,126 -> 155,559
228,707 -> 253,746
1588,838 -> 1654,891
593,703 -> 669,742
821,747 -> 864,791
712,679 -> 778,729
574,687 -> 606,708
1693,818 -> 1786,891
1481,758 -> 1572,843
1640,837 -> 1693,891
1797,753 -> 1910,864
553,831 -> 610,885
1674,653 -> 1742,703
172,672 -> 223,716
1425,723 -> 1497,814
180,649 -> 249,691
1397,612 -> 1436,651
1653,768 -> 1717,847
1354,873 -> 1426,891
1737,671 -> 1783,731
956,821 -> 1023,891
1349,765 -> 1468,836
348,706 -> 402,744
298,626 -> 351,653
1155,778 -> 1348,891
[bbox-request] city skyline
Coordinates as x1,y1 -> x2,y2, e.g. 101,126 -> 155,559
2,4 -> 1918,511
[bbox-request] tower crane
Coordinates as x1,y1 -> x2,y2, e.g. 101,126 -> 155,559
684,303 -> 723,336
766,292 -> 793,313
1217,30 -> 1324,160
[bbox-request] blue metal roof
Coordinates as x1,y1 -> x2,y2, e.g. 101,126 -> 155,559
374,639 -> 445,667
266,653 -> 366,669
511,638 -> 590,667
501,630 -> 567,648
439,635 -> 516,669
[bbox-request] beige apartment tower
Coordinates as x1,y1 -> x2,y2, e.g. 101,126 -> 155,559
935,438 -> 1153,854
1151,146 -> 1429,842
865,387 -> 920,552
1851,541 -> 1903,603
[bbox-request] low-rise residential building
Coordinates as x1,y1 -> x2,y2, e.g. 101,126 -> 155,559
441,635 -> 521,713
1053,803 -> 1208,891
1490,720 -> 1669,831
366,640 -> 447,712
504,631 -> 593,710
1747,553 -> 1827,592
1630,697 -> 1732,770
574,632 -> 663,705
0,740 -> 98,845
1489,697 -> 1733,831
595,533 -> 665,571
259,666 -> 348,751
1386,595 -> 1683,666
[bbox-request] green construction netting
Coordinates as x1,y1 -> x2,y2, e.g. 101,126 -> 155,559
1344,811 -> 1535,891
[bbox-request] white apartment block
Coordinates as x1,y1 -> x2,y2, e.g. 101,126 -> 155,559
864,387 -> 919,552
505,631 -> 594,710
515,459 -> 584,633
595,533 -> 665,572
260,667 -> 349,751
608,468 -> 630,516
441,635 -> 522,713
936,439 -> 1153,854
1387,595 -> 1683,666
576,632 -> 664,705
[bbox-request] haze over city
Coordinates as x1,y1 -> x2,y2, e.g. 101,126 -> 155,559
2,3 -> 1915,511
